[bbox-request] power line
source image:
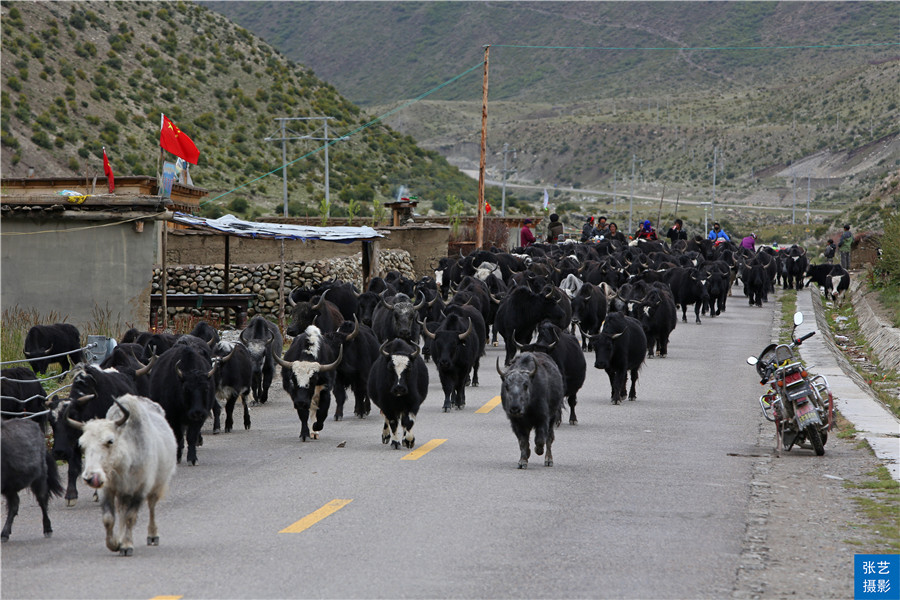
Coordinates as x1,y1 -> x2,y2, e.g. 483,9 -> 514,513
493,41 -> 899,51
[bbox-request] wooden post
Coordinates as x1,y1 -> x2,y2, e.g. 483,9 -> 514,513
278,239 -> 286,334
476,45 -> 490,251
362,240 -> 378,290
160,223 -> 168,331
224,235 -> 231,326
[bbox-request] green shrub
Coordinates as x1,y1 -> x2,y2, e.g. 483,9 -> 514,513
31,130 -> 52,148
228,197 -> 249,213
877,211 -> 900,284
7,76 -> 21,92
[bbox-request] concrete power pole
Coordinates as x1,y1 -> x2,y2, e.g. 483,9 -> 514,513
500,143 -> 517,217
264,116 -> 346,218
791,165 -> 797,225
613,170 -> 617,215
629,154 -> 636,233
711,146 -> 717,223
806,171 -> 811,225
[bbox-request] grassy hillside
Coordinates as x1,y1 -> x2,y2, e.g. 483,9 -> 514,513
0,1 -> 504,219
204,0 -> 899,228
204,2 -> 898,105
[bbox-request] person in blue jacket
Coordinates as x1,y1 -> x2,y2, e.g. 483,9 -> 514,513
707,222 -> 730,242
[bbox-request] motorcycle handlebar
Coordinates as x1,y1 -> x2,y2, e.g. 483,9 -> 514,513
796,331 -> 816,344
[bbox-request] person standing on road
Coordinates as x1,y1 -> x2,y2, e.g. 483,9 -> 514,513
666,219 -> 687,244
595,215 -> 610,238
581,216 -> 596,242
635,220 -> 658,240
606,222 -> 627,243
547,213 -> 564,244
839,224 -> 853,269
824,238 -> 836,264
520,218 -> 536,248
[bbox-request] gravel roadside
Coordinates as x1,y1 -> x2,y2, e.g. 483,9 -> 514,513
732,291 -> 897,599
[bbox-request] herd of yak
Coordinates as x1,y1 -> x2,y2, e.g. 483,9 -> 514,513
1,234 -> 851,552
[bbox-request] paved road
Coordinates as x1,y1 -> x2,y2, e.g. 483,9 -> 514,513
2,294 -> 777,599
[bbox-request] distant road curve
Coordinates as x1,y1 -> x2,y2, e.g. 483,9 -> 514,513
462,170 -> 843,215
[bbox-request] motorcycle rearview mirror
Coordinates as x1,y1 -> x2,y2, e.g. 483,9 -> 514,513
793,312 -> 804,327
746,356 -> 758,366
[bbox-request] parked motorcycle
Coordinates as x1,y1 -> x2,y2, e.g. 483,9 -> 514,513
747,311 -> 834,455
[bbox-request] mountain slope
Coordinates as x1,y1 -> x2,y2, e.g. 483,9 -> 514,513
204,1 -> 899,219
204,1 -> 898,106
0,1 -> 496,217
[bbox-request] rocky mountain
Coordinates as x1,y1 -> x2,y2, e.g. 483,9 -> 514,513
0,1 -> 500,219
206,1 -> 899,224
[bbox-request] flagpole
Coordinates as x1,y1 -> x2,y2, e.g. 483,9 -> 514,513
157,114 -> 164,187
476,45 -> 490,251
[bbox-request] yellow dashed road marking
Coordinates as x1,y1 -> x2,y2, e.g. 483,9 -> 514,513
279,499 -> 353,534
401,438 -> 447,460
476,396 -> 502,414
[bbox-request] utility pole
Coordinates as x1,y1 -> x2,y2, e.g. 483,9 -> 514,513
500,143 -> 516,217
613,170 -> 617,215
264,116 -> 347,217
791,165 -> 797,225
806,171 -> 811,225
711,146 -> 717,223
264,118 -> 306,217
629,154 -> 635,233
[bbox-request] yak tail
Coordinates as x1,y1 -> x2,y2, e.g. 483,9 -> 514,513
44,450 -> 64,498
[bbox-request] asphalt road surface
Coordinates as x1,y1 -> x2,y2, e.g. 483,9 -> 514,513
2,294 -> 776,599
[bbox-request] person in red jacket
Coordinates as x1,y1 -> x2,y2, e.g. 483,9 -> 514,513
635,220 -> 658,241
520,218 -> 536,247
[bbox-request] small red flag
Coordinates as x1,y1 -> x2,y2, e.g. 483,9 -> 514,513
103,147 -> 115,193
160,114 -> 199,165
485,202 -> 491,213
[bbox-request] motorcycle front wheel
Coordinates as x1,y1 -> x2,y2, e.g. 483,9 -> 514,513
807,426 -> 826,456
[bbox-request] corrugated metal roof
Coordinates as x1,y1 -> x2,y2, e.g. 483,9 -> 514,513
172,212 -> 384,243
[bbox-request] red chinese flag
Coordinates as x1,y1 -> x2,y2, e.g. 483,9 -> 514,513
160,114 -> 199,165
103,147 -> 115,193
485,202 -> 491,213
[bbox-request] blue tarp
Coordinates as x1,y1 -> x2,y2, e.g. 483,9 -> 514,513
172,212 -> 384,243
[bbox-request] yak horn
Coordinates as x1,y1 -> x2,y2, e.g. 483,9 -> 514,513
495,357 -> 507,379
67,416 -> 85,431
75,394 -> 96,405
458,318 -> 473,341
311,289 -> 329,311
175,360 -> 185,380
379,340 -> 392,357
426,294 -> 439,308
379,292 -> 392,310
413,291 -> 426,310
274,353 -> 294,369
219,344 -> 238,363
112,399 -> 130,427
344,315 -> 360,342
420,320 -> 436,340
134,353 -> 157,377
318,345 -> 343,373
287,286 -> 302,307
410,346 -> 420,361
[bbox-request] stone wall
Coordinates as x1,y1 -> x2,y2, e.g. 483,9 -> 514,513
151,249 -> 415,322
849,279 -> 900,372
164,224 -> 448,279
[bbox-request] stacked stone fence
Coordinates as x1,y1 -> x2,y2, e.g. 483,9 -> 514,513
152,249 -> 415,324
